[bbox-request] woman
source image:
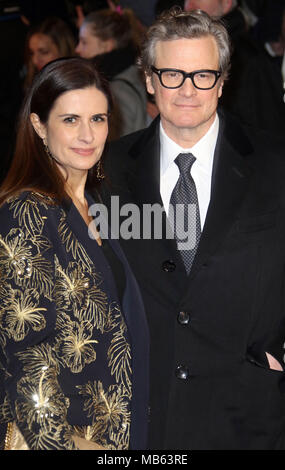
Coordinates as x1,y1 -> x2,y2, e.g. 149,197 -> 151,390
75,9 -> 148,140
0,57 -> 149,450
24,17 -> 75,89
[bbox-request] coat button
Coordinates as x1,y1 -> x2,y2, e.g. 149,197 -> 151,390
177,311 -> 190,325
175,365 -> 189,380
162,260 -> 176,272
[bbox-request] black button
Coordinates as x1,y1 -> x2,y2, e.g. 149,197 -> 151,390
177,311 -> 190,325
175,365 -> 189,380
162,260 -> 176,272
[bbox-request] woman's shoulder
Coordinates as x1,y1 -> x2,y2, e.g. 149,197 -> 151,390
0,191 -> 60,232
2,191 -> 58,212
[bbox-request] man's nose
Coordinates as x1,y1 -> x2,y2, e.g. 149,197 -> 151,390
178,76 -> 197,96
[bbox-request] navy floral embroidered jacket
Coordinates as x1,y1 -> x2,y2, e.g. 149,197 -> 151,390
0,192 -> 149,450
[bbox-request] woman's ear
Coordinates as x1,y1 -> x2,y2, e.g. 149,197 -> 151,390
30,113 -> 47,139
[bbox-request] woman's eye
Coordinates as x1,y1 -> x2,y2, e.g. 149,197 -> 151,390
64,117 -> 76,123
92,115 -> 106,123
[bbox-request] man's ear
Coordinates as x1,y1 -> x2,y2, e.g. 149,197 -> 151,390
218,80 -> 224,98
145,73 -> 155,95
30,113 -> 47,140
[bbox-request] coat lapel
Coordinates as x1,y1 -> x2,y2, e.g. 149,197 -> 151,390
127,117 -> 185,269
127,116 -> 162,206
189,111 -> 254,280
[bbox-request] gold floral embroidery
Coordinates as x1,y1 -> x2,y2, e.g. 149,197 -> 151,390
0,228 -> 53,299
108,318 -> 132,393
55,319 -> 98,373
58,211 -> 100,273
0,393 -> 13,423
0,228 -> 33,279
8,192 -> 52,238
16,343 -> 59,379
14,365 -> 75,450
77,380 -> 131,449
14,343 -> 75,449
1,287 -> 47,342
0,193 -> 133,450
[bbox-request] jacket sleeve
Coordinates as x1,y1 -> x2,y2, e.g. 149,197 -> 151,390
0,194 -> 77,450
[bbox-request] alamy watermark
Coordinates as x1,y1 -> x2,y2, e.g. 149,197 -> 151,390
88,196 -> 198,251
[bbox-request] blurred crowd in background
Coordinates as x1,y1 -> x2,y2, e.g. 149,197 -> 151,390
1,0 -> 285,183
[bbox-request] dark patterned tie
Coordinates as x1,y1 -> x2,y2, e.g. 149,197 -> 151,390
169,153 -> 201,274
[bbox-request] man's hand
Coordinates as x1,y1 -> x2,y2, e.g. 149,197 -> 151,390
266,352 -> 284,371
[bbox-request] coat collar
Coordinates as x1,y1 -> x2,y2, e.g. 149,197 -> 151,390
126,110 -> 254,280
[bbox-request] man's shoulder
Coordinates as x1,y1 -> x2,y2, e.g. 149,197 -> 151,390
220,108 -> 285,156
106,117 -> 160,171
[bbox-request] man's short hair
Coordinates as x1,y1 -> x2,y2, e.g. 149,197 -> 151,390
139,7 -> 231,80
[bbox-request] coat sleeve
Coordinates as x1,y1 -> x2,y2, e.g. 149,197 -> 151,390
0,194 -> 77,450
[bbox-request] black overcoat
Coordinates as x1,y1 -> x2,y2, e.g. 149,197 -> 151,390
103,110 -> 285,450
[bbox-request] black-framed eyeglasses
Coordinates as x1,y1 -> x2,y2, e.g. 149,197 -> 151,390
151,66 -> 222,90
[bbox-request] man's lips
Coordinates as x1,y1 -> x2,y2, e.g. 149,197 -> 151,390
71,148 -> 95,156
175,103 -> 200,108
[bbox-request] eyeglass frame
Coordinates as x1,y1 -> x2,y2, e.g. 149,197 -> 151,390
151,66 -> 222,90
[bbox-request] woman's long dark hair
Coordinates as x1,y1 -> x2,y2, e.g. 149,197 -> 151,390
0,57 -> 112,206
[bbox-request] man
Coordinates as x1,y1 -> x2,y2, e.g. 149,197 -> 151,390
183,0 -> 285,136
103,9 -> 285,449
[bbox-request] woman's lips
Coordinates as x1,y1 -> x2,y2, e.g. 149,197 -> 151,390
71,148 -> 95,156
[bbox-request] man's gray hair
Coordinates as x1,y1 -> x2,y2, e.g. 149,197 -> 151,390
139,7 -> 231,80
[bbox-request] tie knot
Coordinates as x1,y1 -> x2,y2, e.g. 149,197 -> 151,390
175,153 -> 196,174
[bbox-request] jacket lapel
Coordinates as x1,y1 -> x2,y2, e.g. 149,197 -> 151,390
127,117 -> 185,268
189,111 -> 254,280
127,116 -> 162,206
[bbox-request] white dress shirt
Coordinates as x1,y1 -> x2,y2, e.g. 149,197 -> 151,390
159,114 -> 219,230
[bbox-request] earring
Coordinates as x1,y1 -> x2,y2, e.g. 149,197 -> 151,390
96,159 -> 105,180
43,138 -> 54,160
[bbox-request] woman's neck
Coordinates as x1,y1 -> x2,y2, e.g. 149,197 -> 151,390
65,171 -> 88,204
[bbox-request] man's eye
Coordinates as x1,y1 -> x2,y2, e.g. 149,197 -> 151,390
197,73 -> 210,79
165,71 -> 179,78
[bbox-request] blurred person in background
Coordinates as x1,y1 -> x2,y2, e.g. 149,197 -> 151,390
76,8 -> 148,139
24,17 -> 76,90
0,1 -> 27,184
184,0 -> 285,135
68,0 -> 113,28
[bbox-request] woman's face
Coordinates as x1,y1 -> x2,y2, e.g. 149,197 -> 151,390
31,86 -> 109,179
29,33 -> 60,71
75,23 -> 114,58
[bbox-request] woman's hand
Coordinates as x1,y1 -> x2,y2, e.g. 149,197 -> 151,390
72,435 -> 106,450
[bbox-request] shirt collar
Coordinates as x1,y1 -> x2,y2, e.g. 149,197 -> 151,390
160,113 -> 219,176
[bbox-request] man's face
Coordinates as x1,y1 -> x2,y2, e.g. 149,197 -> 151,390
146,36 -> 223,146
184,0 -> 230,16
